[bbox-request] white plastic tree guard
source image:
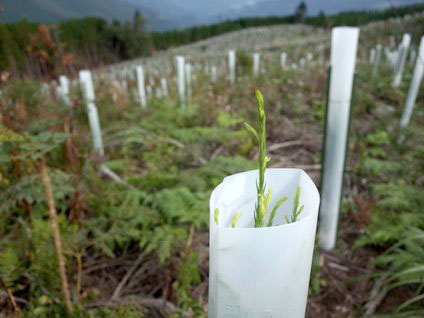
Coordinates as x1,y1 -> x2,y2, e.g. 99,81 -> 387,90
253,53 -> 260,77
306,52 -> 313,66
41,83 -> 49,96
146,85 -> 152,99
209,169 -> 320,318
136,66 -> 147,108
211,65 -> 218,82
161,78 -> 168,97
400,36 -> 424,128
390,36 -> 396,49
175,56 -> 186,106
393,33 -> 411,88
58,75 -> 70,105
228,50 -> 236,84
369,48 -> 376,65
387,49 -> 397,70
384,48 -> 393,69
372,45 -> 382,77
79,70 -> 105,157
280,52 -> 287,69
185,63 -> 193,98
410,47 -> 417,66
319,27 -> 359,251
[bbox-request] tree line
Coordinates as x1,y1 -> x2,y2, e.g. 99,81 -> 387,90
0,3 -> 423,80
152,3 -> 424,49
0,11 -> 152,79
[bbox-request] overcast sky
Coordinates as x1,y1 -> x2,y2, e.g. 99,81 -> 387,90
131,0 -> 424,29
161,0 -> 424,15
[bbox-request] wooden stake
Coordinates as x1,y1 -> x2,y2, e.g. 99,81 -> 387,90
39,159 -> 73,313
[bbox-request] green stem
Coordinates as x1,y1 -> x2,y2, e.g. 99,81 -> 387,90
253,90 -> 269,227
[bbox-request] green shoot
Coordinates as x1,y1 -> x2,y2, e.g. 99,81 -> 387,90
268,196 -> 288,226
214,208 -> 219,225
286,186 -> 304,224
245,90 -> 271,227
244,90 -> 290,228
232,212 -> 242,228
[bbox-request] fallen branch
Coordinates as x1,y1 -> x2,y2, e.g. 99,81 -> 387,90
100,165 -> 137,190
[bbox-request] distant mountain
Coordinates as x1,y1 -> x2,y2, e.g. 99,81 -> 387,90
0,0 -> 188,31
121,0 -> 199,29
0,0 -> 141,22
224,0 -> 424,19
1,0 -> 423,30
224,1 -> 296,19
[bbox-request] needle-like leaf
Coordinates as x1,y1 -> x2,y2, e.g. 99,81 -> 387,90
268,196 -> 288,226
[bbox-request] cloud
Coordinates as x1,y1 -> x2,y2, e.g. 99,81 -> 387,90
229,0 -> 264,11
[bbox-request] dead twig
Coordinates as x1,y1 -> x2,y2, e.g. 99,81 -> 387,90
76,253 -> 83,303
268,140 -> 305,152
328,262 -> 350,272
269,161 -> 321,171
363,273 -> 390,316
109,253 -> 144,302
0,277 -> 21,317
88,296 -> 181,314
210,145 -> 224,161
254,140 -> 304,160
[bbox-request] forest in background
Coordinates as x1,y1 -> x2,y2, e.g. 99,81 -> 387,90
0,3 -> 423,80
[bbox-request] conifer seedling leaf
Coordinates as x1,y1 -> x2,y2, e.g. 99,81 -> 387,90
214,208 -> 219,225
244,122 -> 259,142
232,212 -> 242,228
268,196 -> 287,226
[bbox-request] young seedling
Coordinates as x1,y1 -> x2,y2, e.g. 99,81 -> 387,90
245,90 -> 291,228
216,91 -> 303,228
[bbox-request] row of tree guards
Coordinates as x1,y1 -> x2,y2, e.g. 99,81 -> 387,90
53,25 -> 424,317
